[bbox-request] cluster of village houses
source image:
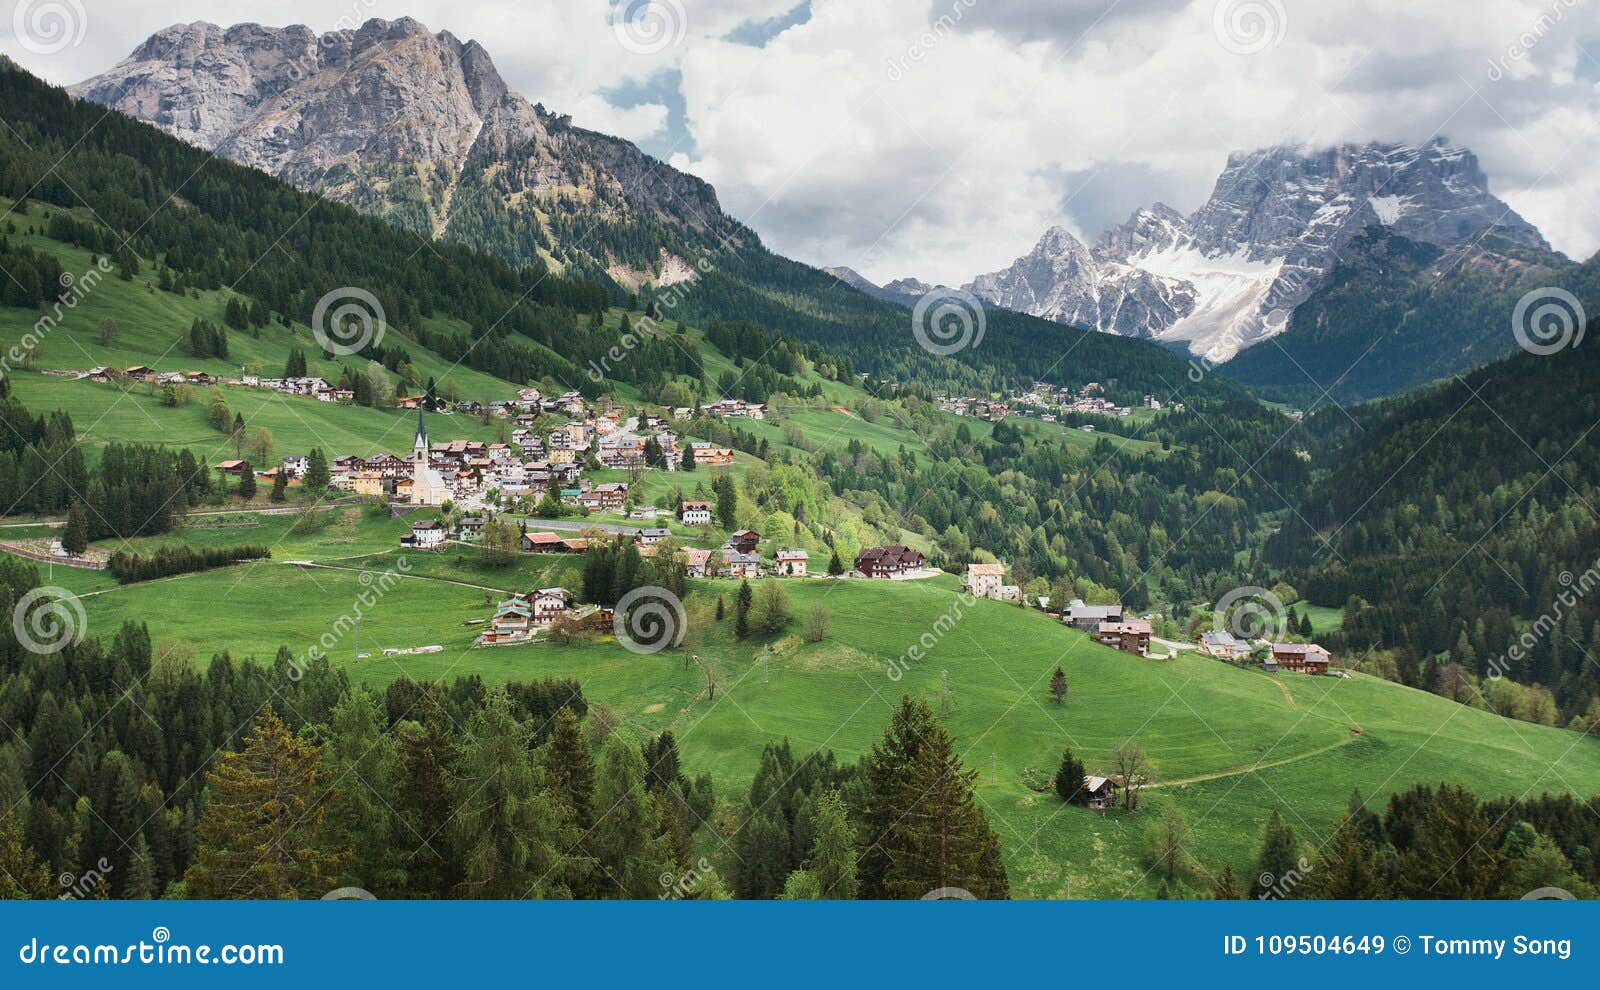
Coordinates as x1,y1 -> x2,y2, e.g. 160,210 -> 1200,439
1053,599 -> 1331,673
475,531 -> 941,645
937,382 -> 1186,432
203,383 -> 744,513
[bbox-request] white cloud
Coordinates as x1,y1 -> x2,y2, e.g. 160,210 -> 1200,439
4,0 -> 1598,281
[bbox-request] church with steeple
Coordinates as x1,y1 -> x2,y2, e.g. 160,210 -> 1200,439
409,406 -> 449,506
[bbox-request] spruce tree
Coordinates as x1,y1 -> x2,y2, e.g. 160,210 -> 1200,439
396,699 -> 464,898
591,735 -> 675,899
860,695 -> 1008,899
454,691 -> 583,898
1049,666 -> 1068,704
1054,748 -> 1086,804
734,580 -> 753,639
304,448 -> 330,495
62,501 -> 88,556
1252,810 -> 1299,897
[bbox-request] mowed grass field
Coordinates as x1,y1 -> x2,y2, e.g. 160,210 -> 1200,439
35,530 -> 1600,899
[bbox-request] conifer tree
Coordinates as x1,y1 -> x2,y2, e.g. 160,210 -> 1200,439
62,501 -> 88,556
734,579 -> 753,639
183,705 -> 349,898
859,695 -> 1008,899
396,698 -> 464,898
1054,748 -> 1086,804
591,735 -> 676,899
454,691 -> 583,898
1252,810 -> 1299,898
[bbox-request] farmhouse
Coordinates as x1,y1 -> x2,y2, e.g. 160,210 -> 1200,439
1271,643 -> 1331,674
482,597 -> 534,644
718,551 -> 763,579
1061,601 -> 1124,632
1096,619 -> 1152,656
855,544 -> 925,578
965,562 -> 1006,599
680,500 -> 713,526
532,588 -> 574,623
1199,630 -> 1250,661
1083,775 -> 1119,810
402,519 -> 445,550
728,529 -> 762,554
691,442 -> 734,467
774,549 -> 809,577
680,547 -> 712,578
521,531 -> 567,553
635,528 -> 671,547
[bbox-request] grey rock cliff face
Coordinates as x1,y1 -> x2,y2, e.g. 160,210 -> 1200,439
72,18 -> 743,282
962,140 -> 1552,361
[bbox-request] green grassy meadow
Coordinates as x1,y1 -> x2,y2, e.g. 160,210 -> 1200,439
34,529 -> 1600,899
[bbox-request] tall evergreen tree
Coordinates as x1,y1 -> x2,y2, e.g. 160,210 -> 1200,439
61,501 -> 88,556
183,706 -> 349,898
591,735 -> 675,899
454,691 -> 583,898
1252,810 -> 1300,898
859,696 -> 1008,899
395,699 -> 464,898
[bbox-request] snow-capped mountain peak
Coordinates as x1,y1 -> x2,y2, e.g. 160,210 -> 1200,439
963,139 -> 1552,362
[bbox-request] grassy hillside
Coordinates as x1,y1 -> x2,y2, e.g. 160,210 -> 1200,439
41,509 -> 1600,898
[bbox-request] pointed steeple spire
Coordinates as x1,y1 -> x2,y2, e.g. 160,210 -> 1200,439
414,404 -> 427,450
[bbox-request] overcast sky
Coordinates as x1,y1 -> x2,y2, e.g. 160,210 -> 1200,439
5,0 -> 1600,284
